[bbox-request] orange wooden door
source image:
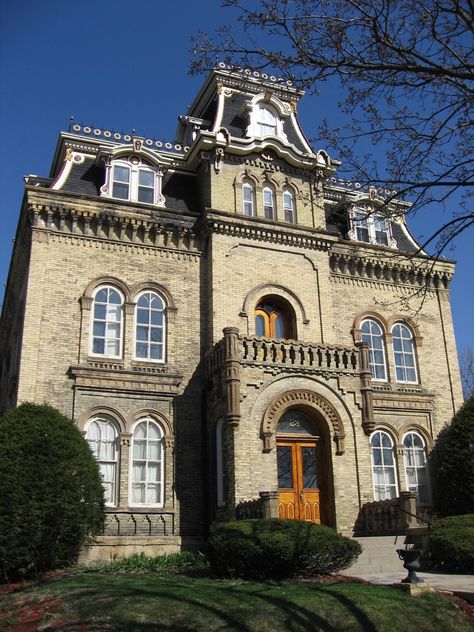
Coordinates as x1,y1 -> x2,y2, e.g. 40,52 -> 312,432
277,440 -> 321,523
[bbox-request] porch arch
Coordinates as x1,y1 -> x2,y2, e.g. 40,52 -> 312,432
261,389 -> 345,455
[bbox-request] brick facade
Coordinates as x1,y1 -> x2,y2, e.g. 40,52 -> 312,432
0,67 -> 463,561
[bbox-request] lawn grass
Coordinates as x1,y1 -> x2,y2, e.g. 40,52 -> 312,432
1,572 -> 473,631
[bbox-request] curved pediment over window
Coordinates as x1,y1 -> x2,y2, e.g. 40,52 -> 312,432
246,93 -> 291,142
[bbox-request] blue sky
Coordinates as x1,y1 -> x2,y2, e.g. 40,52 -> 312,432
1,0 -> 472,356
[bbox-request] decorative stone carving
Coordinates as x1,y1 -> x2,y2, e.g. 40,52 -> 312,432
223,327 -> 241,428
261,389 -> 345,454
357,342 -> 375,435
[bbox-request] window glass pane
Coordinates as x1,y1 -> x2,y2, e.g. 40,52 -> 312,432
274,314 -> 285,339
93,322 -> 106,337
255,314 -> 265,337
302,447 -> 318,488
93,339 -> 105,354
112,182 -> 129,199
114,166 -> 130,183
137,308 -> 148,324
277,446 -> 293,488
283,192 -> 294,223
277,411 -> 316,436
138,187 -> 154,204
150,345 -> 163,360
136,342 -> 147,358
139,170 -> 154,187
150,310 -> 163,326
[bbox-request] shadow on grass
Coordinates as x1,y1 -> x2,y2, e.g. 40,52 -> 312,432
35,574 -> 385,632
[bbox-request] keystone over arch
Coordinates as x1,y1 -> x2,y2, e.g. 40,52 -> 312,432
261,389 -> 345,455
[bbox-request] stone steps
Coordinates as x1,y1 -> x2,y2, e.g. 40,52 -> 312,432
342,535 -> 408,575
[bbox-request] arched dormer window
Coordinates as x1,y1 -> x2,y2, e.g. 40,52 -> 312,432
403,431 -> 430,505
255,296 -> 296,339
102,156 -> 164,206
242,181 -> 255,217
361,318 -> 387,381
135,291 -> 166,362
392,323 -> 418,383
283,190 -> 295,224
370,430 -> 398,500
263,186 -> 275,220
130,417 -> 164,506
255,105 -> 278,136
86,415 -> 120,506
90,285 -> 124,358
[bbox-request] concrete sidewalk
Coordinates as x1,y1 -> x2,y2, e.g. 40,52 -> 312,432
346,571 -> 474,602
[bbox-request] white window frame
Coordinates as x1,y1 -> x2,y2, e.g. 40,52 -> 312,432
246,101 -> 288,141
129,418 -> 164,508
361,318 -> 387,381
403,431 -> 431,506
134,291 -> 166,363
90,285 -> 124,359
263,186 -> 275,220
85,416 -> 119,507
242,182 -> 255,217
283,190 -> 296,223
102,158 -> 164,206
349,207 -> 395,247
392,323 -> 418,384
370,430 -> 399,500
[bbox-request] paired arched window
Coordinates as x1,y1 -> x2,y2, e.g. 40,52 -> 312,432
263,186 -> 275,220
135,291 -> 165,362
86,416 -> 119,506
255,296 -> 296,339
91,286 -> 123,358
392,324 -> 417,383
370,430 -> 398,500
106,158 -> 162,205
242,182 -> 255,217
403,432 -> 430,505
361,319 -> 387,381
283,190 -> 295,223
130,418 -> 164,506
89,284 -> 167,361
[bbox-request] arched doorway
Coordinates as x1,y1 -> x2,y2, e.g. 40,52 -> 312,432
276,409 -> 334,525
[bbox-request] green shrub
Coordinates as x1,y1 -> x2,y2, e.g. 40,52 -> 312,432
0,403 -> 105,578
208,519 -> 361,579
432,394 -> 474,516
92,550 -> 209,573
430,514 -> 474,573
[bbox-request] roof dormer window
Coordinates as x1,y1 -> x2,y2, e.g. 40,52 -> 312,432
349,207 -> 395,248
256,105 -> 278,136
102,156 -> 165,206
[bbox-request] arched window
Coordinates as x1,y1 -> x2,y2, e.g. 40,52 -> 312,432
255,105 -> 278,136
135,291 -> 165,362
105,158 -> 163,205
130,418 -> 164,506
90,285 -> 123,357
242,182 -> 255,216
370,430 -> 398,500
263,186 -> 275,220
255,297 -> 295,339
361,318 -> 387,380
403,432 -> 430,505
283,190 -> 295,223
392,323 -> 418,383
86,416 -> 119,506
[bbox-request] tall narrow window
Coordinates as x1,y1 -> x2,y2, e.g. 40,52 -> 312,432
242,182 -> 255,217
86,417 -> 119,506
131,418 -> 164,506
112,165 -> 130,200
361,318 -> 387,380
403,432 -> 430,505
91,286 -> 123,357
135,291 -> 165,361
374,216 -> 389,246
283,191 -> 295,223
392,323 -> 417,383
370,430 -> 398,500
216,419 -> 225,507
263,187 -> 275,220
256,106 -> 277,136
354,212 -> 370,242
255,298 -> 295,339
137,169 -> 154,204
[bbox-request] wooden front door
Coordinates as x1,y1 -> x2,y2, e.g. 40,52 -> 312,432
277,440 -> 321,523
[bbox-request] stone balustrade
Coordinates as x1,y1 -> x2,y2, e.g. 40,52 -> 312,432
103,511 -> 175,537
357,492 -> 429,536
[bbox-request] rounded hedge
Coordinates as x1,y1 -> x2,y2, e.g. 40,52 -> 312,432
208,519 -> 361,579
0,403 -> 105,578
430,514 -> 474,573
432,394 -> 474,517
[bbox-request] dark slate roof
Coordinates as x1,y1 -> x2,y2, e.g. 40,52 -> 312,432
61,158 -> 104,196
162,173 -> 199,213
391,221 -> 419,254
